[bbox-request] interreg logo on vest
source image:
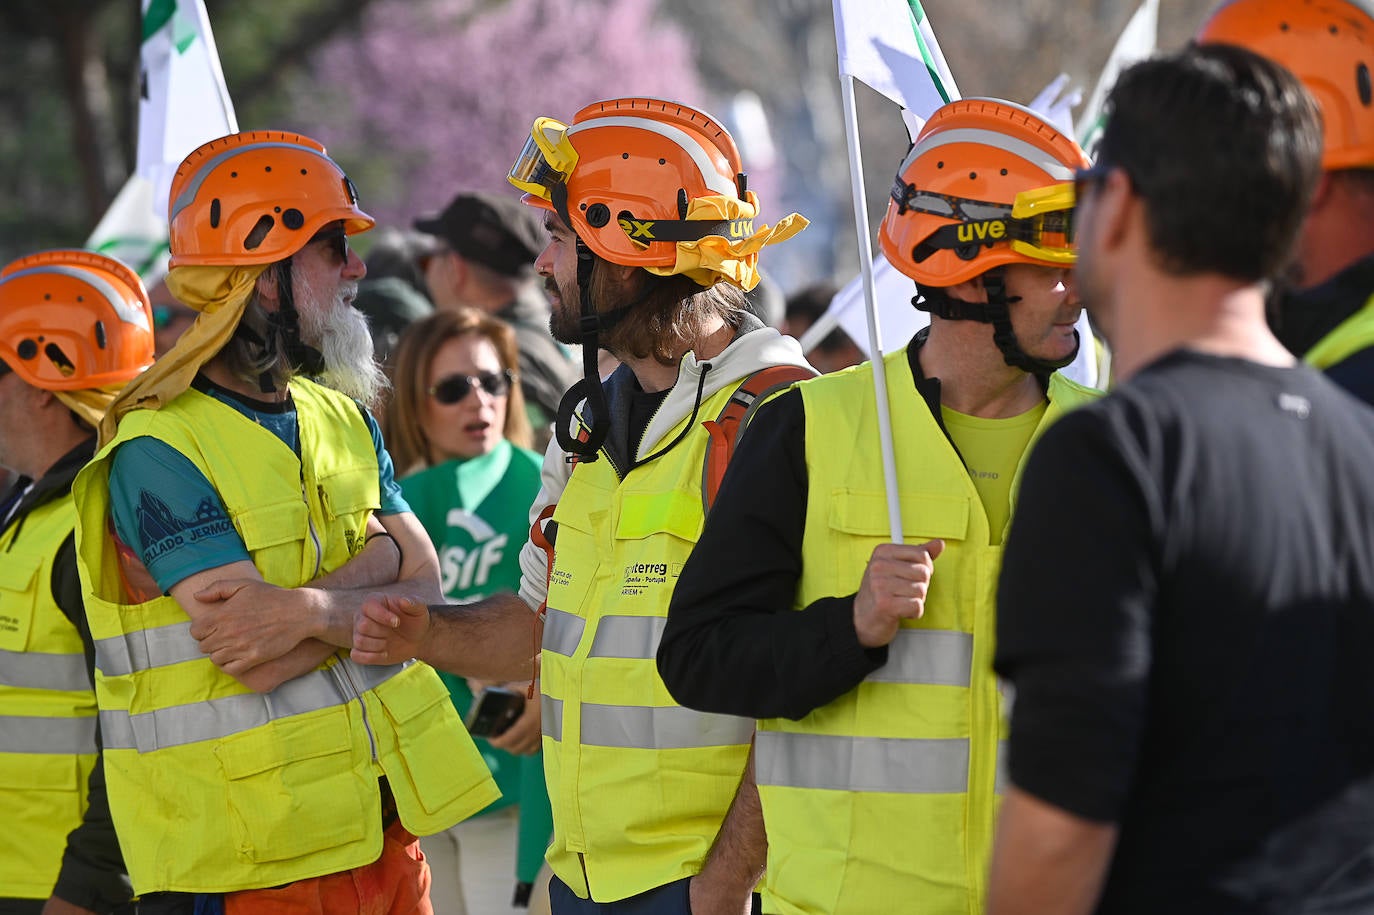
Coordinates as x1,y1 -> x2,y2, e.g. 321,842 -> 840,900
620,561 -> 682,597
441,509 -> 507,596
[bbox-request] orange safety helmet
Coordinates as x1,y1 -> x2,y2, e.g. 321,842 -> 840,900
508,97 -> 753,270
1198,0 -> 1374,171
879,98 -> 1090,288
0,249 -> 154,391
167,130 -> 374,268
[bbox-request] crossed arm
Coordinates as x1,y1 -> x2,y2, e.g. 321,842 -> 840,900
177,511 -> 442,692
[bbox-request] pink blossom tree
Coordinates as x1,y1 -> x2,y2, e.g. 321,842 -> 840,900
286,0 -> 708,227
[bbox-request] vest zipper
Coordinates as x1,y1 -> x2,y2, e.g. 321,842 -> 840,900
331,659 -> 379,762
301,479 -> 323,579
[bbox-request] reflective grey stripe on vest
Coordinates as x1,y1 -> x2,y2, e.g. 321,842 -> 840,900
94,621 -> 202,678
0,648 -> 92,692
588,615 -> 666,659
0,714 -> 97,755
100,658 -> 409,751
580,702 -> 753,750
995,739 -> 1008,796
542,608 -> 585,657
756,730 -> 970,794
543,695 -> 562,742
867,629 -> 973,686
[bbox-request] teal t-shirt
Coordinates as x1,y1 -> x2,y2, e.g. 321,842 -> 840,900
400,439 -> 552,881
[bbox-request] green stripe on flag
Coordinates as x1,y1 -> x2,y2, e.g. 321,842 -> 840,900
143,0 -> 176,42
906,1 -> 953,105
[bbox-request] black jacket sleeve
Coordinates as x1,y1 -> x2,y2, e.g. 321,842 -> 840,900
50,534 -> 134,912
657,390 -> 886,721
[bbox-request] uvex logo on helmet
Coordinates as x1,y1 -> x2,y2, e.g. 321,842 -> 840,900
879,98 -> 1089,288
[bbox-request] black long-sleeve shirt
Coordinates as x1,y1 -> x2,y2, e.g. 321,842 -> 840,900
656,339 -> 957,720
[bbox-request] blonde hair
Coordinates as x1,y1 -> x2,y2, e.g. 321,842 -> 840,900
383,307 -> 533,474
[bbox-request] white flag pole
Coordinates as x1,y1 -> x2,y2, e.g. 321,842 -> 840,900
839,74 -> 904,544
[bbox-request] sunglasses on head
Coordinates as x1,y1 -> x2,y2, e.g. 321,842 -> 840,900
428,369 -> 515,404
309,225 -> 351,263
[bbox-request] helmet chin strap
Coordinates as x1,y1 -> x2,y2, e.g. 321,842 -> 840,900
549,184 -> 651,463
914,268 -> 1078,374
249,259 -> 326,393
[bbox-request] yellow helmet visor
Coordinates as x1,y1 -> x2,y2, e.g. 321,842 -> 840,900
508,116 -> 580,202
1009,181 -> 1077,264
906,182 -> 1078,267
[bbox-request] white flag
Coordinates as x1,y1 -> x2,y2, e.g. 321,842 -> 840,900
1028,73 -> 1084,137
1075,0 -> 1158,157
832,0 -> 960,121
87,0 -> 238,282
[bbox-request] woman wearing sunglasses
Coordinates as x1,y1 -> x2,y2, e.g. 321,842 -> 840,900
383,307 -> 553,914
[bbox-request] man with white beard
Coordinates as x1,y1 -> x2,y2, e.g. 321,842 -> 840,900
71,131 -> 499,914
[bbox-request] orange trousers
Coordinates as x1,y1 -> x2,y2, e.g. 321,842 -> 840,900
223,822 -> 432,915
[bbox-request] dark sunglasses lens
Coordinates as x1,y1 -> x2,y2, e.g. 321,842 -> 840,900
432,372 -> 510,404
433,375 -> 474,404
312,228 -> 349,262
478,371 -> 510,396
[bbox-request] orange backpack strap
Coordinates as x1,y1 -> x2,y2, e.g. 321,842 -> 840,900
701,364 -> 817,512
526,503 -> 558,698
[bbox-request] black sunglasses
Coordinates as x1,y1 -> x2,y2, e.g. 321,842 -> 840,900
310,225 -> 351,263
428,369 -> 515,404
1073,163 -> 1116,203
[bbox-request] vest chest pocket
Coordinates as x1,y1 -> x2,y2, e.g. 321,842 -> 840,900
0,552 -> 40,652
546,510 -> 600,626
315,467 -> 379,522
829,491 -> 970,608
611,491 -> 700,611
215,706 -> 368,864
233,500 -> 309,554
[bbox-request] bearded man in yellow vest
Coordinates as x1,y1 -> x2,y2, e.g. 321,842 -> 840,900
655,99 -> 1101,915
71,131 -> 499,915
0,250 -> 154,914
350,98 -> 812,914
1198,0 -> 1374,400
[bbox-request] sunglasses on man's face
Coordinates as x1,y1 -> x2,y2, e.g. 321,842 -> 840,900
428,369 -> 515,404
1073,163 -> 1115,205
310,226 -> 351,264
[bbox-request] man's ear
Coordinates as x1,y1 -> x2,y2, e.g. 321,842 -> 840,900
944,274 -> 987,304
256,264 -> 281,307
608,261 -> 639,286
1309,171 -> 1334,212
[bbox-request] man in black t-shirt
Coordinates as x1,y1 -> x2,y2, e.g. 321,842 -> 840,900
988,44 -> 1374,915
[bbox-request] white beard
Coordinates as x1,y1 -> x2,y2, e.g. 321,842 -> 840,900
296,279 -> 389,407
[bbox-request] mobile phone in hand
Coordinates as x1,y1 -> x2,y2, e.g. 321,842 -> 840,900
464,686 -> 525,738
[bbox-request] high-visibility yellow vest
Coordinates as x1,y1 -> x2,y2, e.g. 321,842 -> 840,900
756,351 -> 1098,915
0,494 -> 98,900
1305,291 -> 1374,370
73,379 -> 499,895
542,381 -> 756,902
